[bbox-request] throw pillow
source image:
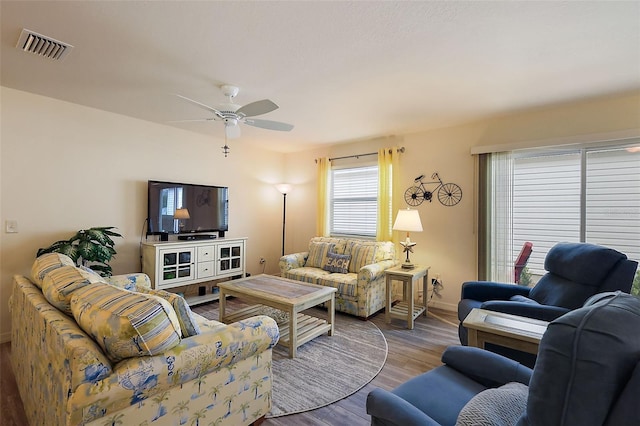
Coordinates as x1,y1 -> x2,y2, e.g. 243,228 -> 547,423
322,252 -> 351,274
42,265 -> 107,315
456,382 -> 528,426
135,286 -> 201,337
70,282 -> 182,362
31,253 -> 76,288
348,243 -> 378,273
305,242 -> 335,268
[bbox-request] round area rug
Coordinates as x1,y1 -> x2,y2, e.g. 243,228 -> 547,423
193,303 -> 388,417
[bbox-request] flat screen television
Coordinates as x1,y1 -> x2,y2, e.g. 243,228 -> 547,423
147,180 -> 228,236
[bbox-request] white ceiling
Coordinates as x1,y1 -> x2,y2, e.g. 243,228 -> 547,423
2,1 -> 639,153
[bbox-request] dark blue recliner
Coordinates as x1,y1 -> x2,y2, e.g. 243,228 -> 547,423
457,242 -> 637,365
367,291 -> 640,425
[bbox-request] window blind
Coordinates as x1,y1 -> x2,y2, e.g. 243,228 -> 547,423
330,165 -> 378,238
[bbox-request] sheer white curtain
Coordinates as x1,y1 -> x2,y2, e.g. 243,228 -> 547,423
490,151 -> 514,282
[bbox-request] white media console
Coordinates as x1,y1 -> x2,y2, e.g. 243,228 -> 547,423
141,237 -> 247,306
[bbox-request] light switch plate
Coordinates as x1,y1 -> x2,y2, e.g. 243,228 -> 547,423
6,220 -> 18,233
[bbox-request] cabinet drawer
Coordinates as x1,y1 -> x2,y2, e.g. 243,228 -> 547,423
197,261 -> 215,279
197,246 -> 215,262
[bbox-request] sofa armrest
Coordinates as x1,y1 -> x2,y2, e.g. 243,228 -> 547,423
359,259 -> 398,283
442,346 -> 532,387
105,273 -> 152,290
279,252 -> 308,274
72,315 -> 279,405
367,388 -> 441,426
461,281 -> 531,302
481,301 -> 569,322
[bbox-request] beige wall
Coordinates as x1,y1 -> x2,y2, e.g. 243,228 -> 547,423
2,87 -> 638,342
0,87 -> 287,342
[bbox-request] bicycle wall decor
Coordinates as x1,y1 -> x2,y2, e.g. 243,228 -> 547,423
404,172 -> 462,207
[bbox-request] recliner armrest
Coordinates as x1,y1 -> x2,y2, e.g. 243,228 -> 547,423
481,301 -> 569,322
442,346 -> 532,388
366,388 -> 441,426
461,281 -> 531,302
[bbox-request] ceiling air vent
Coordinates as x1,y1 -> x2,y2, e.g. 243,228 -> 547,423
16,28 -> 73,61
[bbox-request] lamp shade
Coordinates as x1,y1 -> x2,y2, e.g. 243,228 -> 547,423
276,183 -> 293,194
393,209 -> 423,232
174,208 -> 190,220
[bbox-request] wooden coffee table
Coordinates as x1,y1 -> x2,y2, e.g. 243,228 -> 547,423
463,308 -> 549,355
217,274 -> 336,358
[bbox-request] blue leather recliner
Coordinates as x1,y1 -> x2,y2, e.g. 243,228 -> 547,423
367,291 -> 640,426
457,242 -> 637,365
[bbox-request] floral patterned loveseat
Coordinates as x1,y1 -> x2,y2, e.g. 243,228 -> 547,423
10,253 -> 279,426
279,237 -> 398,318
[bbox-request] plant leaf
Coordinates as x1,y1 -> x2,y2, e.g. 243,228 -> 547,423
95,245 -> 115,262
86,229 -> 111,246
78,240 -> 98,261
36,240 -> 71,257
58,245 -> 80,263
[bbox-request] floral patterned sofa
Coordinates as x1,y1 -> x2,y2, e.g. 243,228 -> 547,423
279,237 -> 398,318
10,253 -> 279,426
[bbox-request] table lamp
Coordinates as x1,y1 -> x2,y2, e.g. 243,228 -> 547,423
393,208 -> 423,269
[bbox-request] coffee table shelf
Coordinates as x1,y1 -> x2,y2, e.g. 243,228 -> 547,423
278,314 -> 331,349
221,304 -> 266,323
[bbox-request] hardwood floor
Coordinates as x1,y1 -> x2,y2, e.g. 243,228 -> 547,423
0,306 -> 460,426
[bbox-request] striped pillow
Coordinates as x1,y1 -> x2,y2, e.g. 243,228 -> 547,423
305,242 -> 335,268
348,243 -> 378,273
136,287 -> 201,337
31,253 -> 76,288
42,265 -> 107,315
70,282 -> 182,362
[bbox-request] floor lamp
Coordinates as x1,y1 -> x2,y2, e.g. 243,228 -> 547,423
276,184 -> 293,256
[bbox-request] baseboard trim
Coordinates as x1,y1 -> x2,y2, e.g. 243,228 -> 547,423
427,299 -> 457,312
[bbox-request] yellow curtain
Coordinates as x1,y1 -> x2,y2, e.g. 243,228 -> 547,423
377,147 -> 399,241
316,157 -> 330,237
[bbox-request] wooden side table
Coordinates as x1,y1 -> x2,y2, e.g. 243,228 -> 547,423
385,265 -> 430,329
462,308 -> 548,354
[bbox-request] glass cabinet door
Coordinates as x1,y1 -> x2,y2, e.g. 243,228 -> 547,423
159,248 -> 195,287
217,243 -> 244,276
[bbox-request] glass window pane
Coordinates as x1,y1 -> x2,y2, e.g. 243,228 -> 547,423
330,165 -> 378,238
512,152 -> 581,275
586,147 -> 640,263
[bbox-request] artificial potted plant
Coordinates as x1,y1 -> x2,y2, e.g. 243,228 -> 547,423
36,226 -> 123,277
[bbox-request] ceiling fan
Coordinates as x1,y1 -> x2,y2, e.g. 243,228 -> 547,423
172,85 -> 294,140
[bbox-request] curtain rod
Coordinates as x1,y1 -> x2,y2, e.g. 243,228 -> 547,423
318,146 -> 405,163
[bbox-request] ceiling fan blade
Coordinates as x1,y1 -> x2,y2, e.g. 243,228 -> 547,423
235,99 -> 278,117
244,118 -> 294,132
167,118 -> 214,123
174,94 -> 224,118
225,124 -> 241,139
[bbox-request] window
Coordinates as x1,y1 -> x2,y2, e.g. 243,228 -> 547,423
483,141 -> 640,282
330,165 -> 378,238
